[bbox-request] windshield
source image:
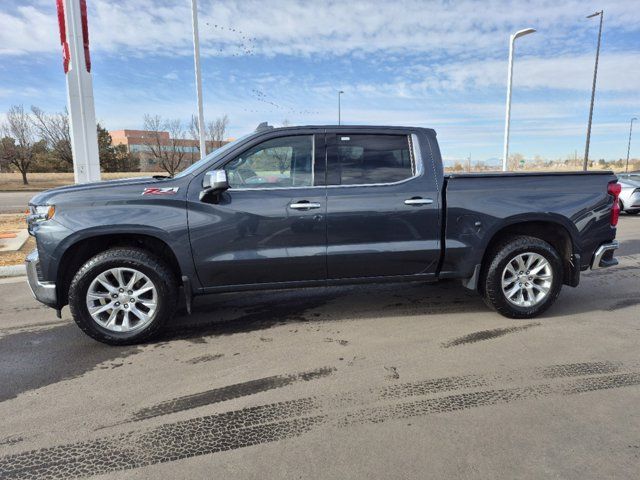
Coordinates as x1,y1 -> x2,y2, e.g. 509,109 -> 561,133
173,132 -> 254,178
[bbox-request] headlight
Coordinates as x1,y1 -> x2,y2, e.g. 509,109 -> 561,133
28,205 -> 56,223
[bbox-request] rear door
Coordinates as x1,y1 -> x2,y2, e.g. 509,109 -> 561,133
325,130 -> 440,279
188,132 -> 327,288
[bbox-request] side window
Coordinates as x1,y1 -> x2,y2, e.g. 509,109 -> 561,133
332,134 -> 413,185
225,135 -> 314,189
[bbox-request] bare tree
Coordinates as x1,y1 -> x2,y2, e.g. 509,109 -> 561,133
1,106 -> 42,184
188,114 -> 201,153
508,153 -> 524,171
142,114 -> 187,176
207,114 -> 229,149
281,119 -> 290,127
30,106 -> 73,170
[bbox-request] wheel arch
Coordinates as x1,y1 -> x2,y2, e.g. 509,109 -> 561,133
479,218 -> 578,289
55,230 -> 183,307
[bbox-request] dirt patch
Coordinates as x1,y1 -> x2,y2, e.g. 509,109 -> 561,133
0,214 -> 33,266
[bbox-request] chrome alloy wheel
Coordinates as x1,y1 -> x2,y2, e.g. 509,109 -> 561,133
85,267 -> 158,332
501,252 -> 553,308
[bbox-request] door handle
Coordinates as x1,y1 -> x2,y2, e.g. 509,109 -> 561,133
404,198 -> 433,206
289,202 -> 321,210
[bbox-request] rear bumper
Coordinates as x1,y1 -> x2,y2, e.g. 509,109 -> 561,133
590,241 -> 619,270
25,249 -> 57,308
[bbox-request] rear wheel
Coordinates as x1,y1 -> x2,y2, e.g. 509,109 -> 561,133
68,248 -> 177,345
482,235 -> 562,318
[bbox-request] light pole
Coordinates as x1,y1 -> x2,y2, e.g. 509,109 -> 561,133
584,10 -> 604,171
338,90 -> 344,125
190,0 -> 207,158
502,28 -> 536,172
626,117 -> 637,173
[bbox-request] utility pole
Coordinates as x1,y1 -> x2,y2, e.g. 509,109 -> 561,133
584,10 -> 604,171
338,90 -> 344,125
191,0 -> 207,158
626,117 -> 637,173
502,28 -> 536,171
56,0 -> 101,183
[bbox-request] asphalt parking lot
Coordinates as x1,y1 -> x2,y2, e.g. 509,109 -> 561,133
0,215 -> 639,479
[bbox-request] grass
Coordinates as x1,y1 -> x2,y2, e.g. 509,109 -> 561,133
0,172 -> 153,191
0,213 -> 33,267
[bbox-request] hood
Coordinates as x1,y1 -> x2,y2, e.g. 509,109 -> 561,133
28,176 -> 159,205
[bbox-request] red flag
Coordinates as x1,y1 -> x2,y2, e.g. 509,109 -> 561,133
55,0 -> 70,73
79,0 -> 91,72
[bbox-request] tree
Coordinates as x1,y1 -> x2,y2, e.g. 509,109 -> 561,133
188,114 -> 200,151
207,114 -> 229,149
0,137 -> 17,173
97,124 -> 139,172
0,105 -> 41,184
142,114 -> 187,176
30,106 -> 73,171
508,153 -> 524,171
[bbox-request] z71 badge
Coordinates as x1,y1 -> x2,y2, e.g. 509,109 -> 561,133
141,187 -> 179,195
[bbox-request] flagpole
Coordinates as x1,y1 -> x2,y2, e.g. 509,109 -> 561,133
191,0 -> 207,158
57,0 -> 101,183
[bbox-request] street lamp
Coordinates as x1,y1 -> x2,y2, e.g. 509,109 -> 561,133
502,28 -> 536,172
583,10 -> 604,171
338,90 -> 344,125
190,0 -> 207,159
626,117 -> 637,173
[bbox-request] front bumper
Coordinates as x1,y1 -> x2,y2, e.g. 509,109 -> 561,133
25,249 -> 57,308
590,241 -> 619,270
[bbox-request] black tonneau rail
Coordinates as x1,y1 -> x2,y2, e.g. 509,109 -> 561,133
445,171 -> 614,179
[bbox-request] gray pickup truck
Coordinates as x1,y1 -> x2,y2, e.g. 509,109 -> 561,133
26,124 -> 621,345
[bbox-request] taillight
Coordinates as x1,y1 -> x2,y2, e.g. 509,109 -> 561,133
608,182 -> 622,226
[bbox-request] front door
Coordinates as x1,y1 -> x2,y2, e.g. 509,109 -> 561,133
325,131 -> 441,279
188,133 -> 327,288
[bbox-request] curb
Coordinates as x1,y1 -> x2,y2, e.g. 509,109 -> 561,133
0,264 -> 26,278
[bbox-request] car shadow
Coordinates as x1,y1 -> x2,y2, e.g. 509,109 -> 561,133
159,280 -> 487,342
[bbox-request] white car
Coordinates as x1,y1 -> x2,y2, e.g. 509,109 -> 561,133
618,177 -> 640,215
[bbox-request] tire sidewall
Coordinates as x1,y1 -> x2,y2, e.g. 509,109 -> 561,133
486,238 -> 562,318
69,250 -> 176,344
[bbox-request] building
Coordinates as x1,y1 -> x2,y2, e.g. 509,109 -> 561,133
109,129 -> 228,172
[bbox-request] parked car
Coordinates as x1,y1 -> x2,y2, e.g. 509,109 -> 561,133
617,178 -> 640,214
26,124 -> 621,344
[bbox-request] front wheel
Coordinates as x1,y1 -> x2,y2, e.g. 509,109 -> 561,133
482,235 -> 563,318
68,248 -> 177,345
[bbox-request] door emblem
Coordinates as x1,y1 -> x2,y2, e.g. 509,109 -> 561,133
142,187 -> 179,196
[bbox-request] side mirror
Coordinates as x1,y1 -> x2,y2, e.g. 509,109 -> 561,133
200,170 -> 229,201
202,170 -> 229,192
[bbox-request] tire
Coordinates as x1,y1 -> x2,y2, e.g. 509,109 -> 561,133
68,248 -> 178,345
482,235 -> 563,319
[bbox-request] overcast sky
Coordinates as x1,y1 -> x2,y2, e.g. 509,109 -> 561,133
1,0 -> 639,163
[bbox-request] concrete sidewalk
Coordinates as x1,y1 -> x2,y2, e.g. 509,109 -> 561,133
0,229 -> 28,252
0,264 -> 26,277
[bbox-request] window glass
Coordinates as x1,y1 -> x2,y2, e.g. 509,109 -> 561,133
225,135 -> 314,188
334,134 -> 413,185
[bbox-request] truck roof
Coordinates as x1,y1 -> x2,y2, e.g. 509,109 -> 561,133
254,123 -> 437,135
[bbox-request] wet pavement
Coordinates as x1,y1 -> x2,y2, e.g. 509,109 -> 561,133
1,215 -> 639,479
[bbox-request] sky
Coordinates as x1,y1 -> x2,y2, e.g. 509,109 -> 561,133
1,0 -> 640,164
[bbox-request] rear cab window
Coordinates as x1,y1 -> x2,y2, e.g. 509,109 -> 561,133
327,134 -> 415,186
